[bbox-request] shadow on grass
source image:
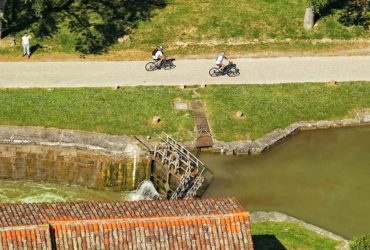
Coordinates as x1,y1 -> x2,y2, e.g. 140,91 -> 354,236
29,43 -> 43,57
318,0 -> 369,28
253,235 -> 287,250
318,0 -> 349,19
4,0 -> 167,54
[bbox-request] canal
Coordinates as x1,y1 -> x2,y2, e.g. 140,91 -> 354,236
201,126 -> 370,239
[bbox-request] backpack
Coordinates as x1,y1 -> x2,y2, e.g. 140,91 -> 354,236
152,48 -> 158,56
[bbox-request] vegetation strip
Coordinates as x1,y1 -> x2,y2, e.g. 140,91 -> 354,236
210,111 -> 370,155
0,0 -> 369,59
0,83 -> 369,142
251,212 -> 346,250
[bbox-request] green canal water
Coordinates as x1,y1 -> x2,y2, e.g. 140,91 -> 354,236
201,126 -> 370,239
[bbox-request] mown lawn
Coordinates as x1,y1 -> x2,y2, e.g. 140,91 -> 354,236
0,87 -> 194,140
0,82 -> 369,141
252,222 -> 341,250
0,0 -> 368,59
200,82 -> 370,141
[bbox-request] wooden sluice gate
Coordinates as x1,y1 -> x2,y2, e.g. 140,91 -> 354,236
150,133 -> 212,200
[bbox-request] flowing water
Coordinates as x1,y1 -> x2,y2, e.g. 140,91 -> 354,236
0,180 -> 126,203
200,126 -> 370,239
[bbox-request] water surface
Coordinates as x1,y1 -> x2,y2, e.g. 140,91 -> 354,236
0,180 -> 126,203
201,126 -> 370,239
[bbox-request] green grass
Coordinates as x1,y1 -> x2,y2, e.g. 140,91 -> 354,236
98,0 -> 370,56
0,82 -> 369,141
0,87 -> 194,140
200,82 -> 370,141
252,222 -> 341,250
0,0 -> 369,58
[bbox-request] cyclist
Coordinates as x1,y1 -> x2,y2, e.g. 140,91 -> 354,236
152,46 -> 166,67
216,51 -> 228,72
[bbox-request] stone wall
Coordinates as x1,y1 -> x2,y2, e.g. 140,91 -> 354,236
0,126 -> 150,191
211,110 -> 370,155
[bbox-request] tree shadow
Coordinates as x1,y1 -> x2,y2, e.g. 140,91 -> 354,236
317,0 -> 369,29
3,0 -> 167,54
318,0 -> 349,19
70,0 -> 168,54
3,0 -> 72,38
252,235 -> 287,250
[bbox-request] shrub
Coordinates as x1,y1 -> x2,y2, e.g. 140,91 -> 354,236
350,235 -> 370,250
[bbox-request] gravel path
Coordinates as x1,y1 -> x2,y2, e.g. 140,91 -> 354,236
0,56 -> 369,88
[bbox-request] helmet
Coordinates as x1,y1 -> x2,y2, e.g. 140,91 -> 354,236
158,46 -> 163,51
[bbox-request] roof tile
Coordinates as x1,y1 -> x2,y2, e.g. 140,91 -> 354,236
0,198 -> 253,249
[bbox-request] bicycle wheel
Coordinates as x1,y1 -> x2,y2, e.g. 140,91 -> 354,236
164,61 -> 176,70
145,62 -> 157,71
227,67 -> 240,77
209,67 -> 221,77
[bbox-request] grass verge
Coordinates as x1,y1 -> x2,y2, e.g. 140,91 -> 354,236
0,82 -> 369,141
200,82 -> 370,141
0,87 -> 194,140
0,0 -> 369,59
252,222 -> 341,250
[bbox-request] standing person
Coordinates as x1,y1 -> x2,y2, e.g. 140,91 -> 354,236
21,33 -> 32,58
216,51 -> 228,72
152,45 -> 166,67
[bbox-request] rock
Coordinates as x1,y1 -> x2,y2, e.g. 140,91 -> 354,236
236,111 -> 244,118
152,116 -> 161,125
174,102 -> 188,110
9,39 -> 16,47
118,35 -> 130,43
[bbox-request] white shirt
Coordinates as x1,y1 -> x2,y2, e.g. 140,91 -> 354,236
22,35 -> 31,45
216,54 -> 224,64
153,50 -> 163,60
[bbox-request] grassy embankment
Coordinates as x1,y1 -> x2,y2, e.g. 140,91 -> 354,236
0,0 -> 369,59
252,222 -> 341,250
0,82 -> 369,141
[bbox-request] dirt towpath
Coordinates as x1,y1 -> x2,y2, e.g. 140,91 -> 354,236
0,56 -> 369,88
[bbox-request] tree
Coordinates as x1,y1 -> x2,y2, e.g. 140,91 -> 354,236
0,0 -> 7,38
304,0 -> 329,30
340,0 -> 369,28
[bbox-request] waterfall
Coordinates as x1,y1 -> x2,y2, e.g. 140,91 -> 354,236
125,180 -> 162,201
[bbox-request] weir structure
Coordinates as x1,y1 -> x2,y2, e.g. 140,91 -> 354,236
149,133 -> 212,199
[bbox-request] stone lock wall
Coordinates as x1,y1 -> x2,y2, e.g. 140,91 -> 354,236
0,144 -> 149,191
0,126 -> 151,191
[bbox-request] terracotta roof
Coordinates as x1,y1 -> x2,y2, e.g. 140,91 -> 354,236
0,198 -> 254,249
0,225 -> 51,250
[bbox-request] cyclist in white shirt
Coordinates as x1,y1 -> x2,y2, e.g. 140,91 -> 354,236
152,46 -> 166,66
216,51 -> 228,71
22,33 -> 32,58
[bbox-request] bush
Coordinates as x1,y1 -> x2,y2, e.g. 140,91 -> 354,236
340,0 -> 369,28
350,235 -> 370,250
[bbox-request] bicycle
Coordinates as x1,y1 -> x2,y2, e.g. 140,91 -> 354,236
145,59 -> 176,71
209,61 -> 240,77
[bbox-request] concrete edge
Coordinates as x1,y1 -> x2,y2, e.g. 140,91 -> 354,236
202,110 -> 370,155
0,125 -> 142,156
0,110 -> 369,157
